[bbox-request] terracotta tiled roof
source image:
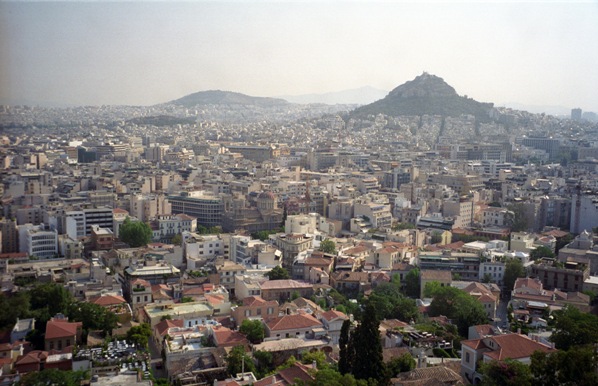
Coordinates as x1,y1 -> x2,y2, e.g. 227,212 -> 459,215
154,319 -> 184,337
393,365 -> 464,385
260,280 -> 312,290
45,319 -> 81,340
92,294 -> 126,306
212,326 -> 249,347
420,270 -> 452,281
16,350 -> 48,365
331,271 -> 369,282
277,362 -> 314,384
131,278 -> 151,287
321,309 -> 348,322
463,333 -> 556,361
484,333 -> 556,360
266,313 -> 322,332
514,277 -> 543,290
471,324 -> 497,338
243,296 -> 266,307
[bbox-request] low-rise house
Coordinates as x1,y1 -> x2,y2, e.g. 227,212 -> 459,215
260,279 -> 314,302
10,318 -> 35,344
264,312 -> 324,340
330,271 -> 370,292
420,270 -> 452,298
210,325 -> 250,348
510,277 -> 591,314
253,362 -> 315,386
231,296 -> 279,327
392,365 -> 465,386
461,333 -> 556,384
529,258 -> 590,292
128,278 -> 153,309
91,294 -> 132,324
216,260 -> 246,296
141,302 -> 214,328
44,317 -> 82,352
152,318 -> 184,346
318,309 -> 349,344
460,282 -> 499,320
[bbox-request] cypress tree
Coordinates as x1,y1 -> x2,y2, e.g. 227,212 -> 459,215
338,319 -> 352,375
352,303 -> 386,383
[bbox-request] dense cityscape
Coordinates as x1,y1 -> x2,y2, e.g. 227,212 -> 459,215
1,72 -> 598,386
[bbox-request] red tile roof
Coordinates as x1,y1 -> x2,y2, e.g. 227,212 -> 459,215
266,313 -> 322,332
212,326 -> 249,347
92,294 -> 127,306
463,333 -> 556,361
260,280 -> 312,290
320,309 -> 348,322
45,319 -> 81,340
154,319 -> 184,337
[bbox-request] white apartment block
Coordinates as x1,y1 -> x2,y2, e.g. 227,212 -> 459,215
183,232 -> 227,270
18,224 -> 58,259
152,214 -> 197,243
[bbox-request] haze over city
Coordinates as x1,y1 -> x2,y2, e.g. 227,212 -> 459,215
1,1 -> 598,112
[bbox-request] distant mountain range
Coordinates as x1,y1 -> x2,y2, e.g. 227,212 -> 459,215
279,86 -> 388,105
351,73 -> 494,121
167,90 -> 289,108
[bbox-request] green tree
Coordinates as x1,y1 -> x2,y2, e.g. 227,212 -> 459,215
555,233 -> 574,254
301,350 -> 328,370
506,203 -> 530,232
386,353 -> 416,378
171,233 -> 182,246
338,319 -> 352,375
423,281 -> 443,298
126,323 -> 152,349
67,301 -> 117,336
265,265 -> 290,280
550,306 -> 598,350
351,303 -> 386,383
197,224 -> 222,234
239,319 -> 265,344
0,291 -> 31,330
226,345 -> 256,377
392,222 -> 415,231
503,258 -> 526,292
479,359 -> 533,386
28,282 -> 73,322
319,238 -> 337,254
251,229 -> 280,241
428,286 -> 488,337
531,346 -> 598,386
119,217 -> 152,247
308,369 -> 367,386
17,368 -> 89,386
530,246 -> 555,260
254,350 -> 274,379
404,268 -> 420,298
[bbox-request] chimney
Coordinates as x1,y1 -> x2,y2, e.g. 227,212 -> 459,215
312,360 -> 317,370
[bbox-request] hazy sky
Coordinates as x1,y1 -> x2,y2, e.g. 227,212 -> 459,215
1,1 -> 597,110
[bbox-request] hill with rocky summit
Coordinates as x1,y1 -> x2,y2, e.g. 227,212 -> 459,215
168,90 -> 289,108
351,73 -> 494,121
